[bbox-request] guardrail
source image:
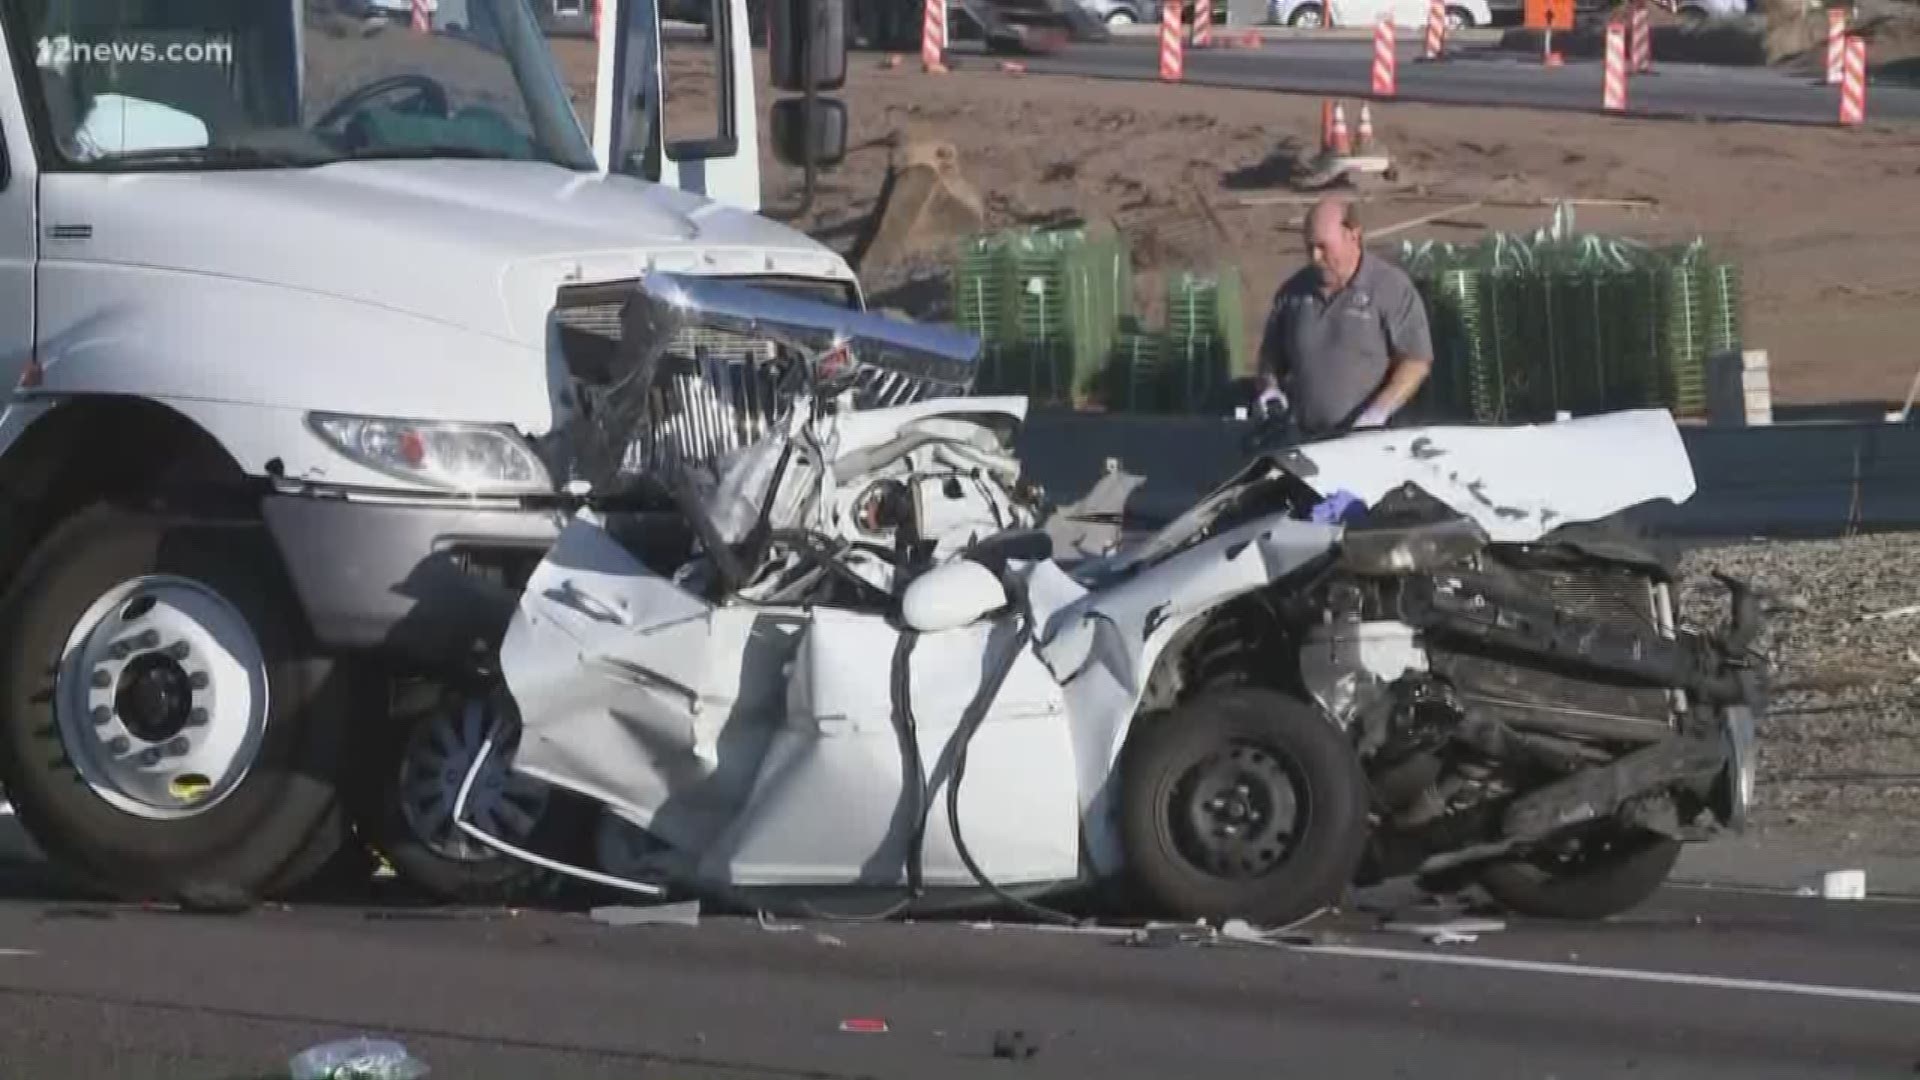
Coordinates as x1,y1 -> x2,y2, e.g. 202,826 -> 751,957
1014,409 -> 1920,540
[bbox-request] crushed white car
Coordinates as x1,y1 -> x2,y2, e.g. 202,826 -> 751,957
449,272 -> 1770,925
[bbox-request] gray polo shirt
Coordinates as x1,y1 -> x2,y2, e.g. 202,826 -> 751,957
1258,253 -> 1433,436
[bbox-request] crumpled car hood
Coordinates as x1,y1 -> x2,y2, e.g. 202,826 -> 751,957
1287,409 -> 1697,543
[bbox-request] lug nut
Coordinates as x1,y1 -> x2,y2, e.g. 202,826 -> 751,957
189,672 -> 209,690
135,630 -> 160,649
140,748 -> 163,767
107,736 -> 129,755
166,738 -> 190,756
167,641 -> 190,660
187,708 -> 208,727
91,705 -> 112,726
91,669 -> 112,689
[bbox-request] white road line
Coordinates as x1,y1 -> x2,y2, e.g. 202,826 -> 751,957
1294,943 -> 1920,1007
0,950 -> 36,958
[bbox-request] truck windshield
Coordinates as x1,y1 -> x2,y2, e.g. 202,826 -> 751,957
4,0 -> 600,172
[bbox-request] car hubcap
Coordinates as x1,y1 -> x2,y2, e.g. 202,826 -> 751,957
397,691 -> 549,863
1171,741 -> 1305,878
58,575 -> 270,820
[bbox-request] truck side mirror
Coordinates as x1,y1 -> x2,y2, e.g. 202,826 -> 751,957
769,0 -> 848,92
770,97 -> 847,170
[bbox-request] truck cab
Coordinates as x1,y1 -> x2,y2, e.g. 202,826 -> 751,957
0,0 -> 936,904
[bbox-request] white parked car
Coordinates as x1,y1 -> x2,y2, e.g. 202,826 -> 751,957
1270,0 -> 1492,29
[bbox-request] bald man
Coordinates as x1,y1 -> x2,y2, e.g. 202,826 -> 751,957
1256,197 -> 1434,437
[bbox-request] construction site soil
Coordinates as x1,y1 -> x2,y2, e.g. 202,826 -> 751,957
552,36 -> 1920,411
547,38 -> 1920,859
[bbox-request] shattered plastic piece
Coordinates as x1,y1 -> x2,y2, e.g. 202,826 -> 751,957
814,932 -> 846,947
590,900 -> 701,927
288,1038 -> 428,1080
758,911 -> 806,933
1383,917 -> 1507,940
1124,922 -> 1217,948
840,1018 -> 889,1034
1821,870 -> 1867,900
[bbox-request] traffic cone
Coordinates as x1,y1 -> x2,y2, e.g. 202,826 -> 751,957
1357,103 -> 1374,153
1320,99 -> 1334,157
1331,102 -> 1351,157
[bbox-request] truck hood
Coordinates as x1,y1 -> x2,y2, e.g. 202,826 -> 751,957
38,159 -> 856,345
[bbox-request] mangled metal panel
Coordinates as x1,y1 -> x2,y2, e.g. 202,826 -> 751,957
499,514 -> 806,858
695,605 -> 1080,889
1027,513 -> 1345,876
1286,409 -> 1697,543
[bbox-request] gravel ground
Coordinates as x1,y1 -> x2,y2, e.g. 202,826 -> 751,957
1680,535 -> 1920,857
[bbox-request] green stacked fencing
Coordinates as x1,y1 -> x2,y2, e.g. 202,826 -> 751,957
1103,327 -> 1175,413
949,224 -> 1130,408
1400,204 -> 1744,425
1160,269 -> 1250,415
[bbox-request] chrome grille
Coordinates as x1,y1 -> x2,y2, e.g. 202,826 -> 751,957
549,272 -> 982,496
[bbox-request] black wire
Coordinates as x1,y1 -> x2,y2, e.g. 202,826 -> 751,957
941,603 -> 1084,927
894,628 -> 928,897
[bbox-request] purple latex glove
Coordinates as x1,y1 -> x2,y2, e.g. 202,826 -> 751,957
1310,489 -> 1367,525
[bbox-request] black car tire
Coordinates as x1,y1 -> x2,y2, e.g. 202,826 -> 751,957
1120,688 -> 1368,926
1477,829 -> 1682,920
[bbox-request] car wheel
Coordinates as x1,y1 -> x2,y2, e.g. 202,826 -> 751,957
1476,826 -> 1682,921
1446,5 -> 1473,28
1119,688 -> 1369,927
1287,3 -> 1325,27
0,504 -> 347,903
348,678 -> 593,905
1107,9 -> 1136,23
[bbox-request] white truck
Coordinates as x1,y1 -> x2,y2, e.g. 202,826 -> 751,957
0,0 -> 964,904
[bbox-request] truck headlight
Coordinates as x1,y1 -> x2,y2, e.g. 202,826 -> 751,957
307,413 -> 553,495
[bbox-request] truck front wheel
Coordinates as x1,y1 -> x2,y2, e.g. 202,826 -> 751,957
0,505 -> 346,903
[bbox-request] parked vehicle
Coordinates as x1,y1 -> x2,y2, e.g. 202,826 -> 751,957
1079,0 -> 1149,25
444,287 -> 1769,925
1272,0 -> 1491,28
0,0 -> 908,906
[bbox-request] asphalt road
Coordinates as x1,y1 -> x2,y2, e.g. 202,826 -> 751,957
955,35 -> 1920,126
2,879 -> 1918,1079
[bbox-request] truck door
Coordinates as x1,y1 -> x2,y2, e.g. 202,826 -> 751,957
0,11 -> 39,396
592,0 -> 762,212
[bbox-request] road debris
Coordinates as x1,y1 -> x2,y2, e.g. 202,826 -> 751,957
1382,917 -> 1508,944
1860,603 -> 1920,622
287,1037 -> 428,1080
1123,921 -> 1217,948
839,1018 -> 889,1034
1821,869 -> 1867,900
590,900 -> 701,927
993,1028 -> 1041,1060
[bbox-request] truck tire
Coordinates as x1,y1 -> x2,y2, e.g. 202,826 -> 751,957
347,678 -> 591,904
1120,688 -> 1369,927
0,505 -> 346,903
1476,827 -> 1681,921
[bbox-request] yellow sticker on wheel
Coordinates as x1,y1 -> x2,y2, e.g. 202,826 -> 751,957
169,774 -> 211,800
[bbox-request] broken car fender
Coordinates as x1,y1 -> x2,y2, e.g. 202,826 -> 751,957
1033,511 -> 1344,878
